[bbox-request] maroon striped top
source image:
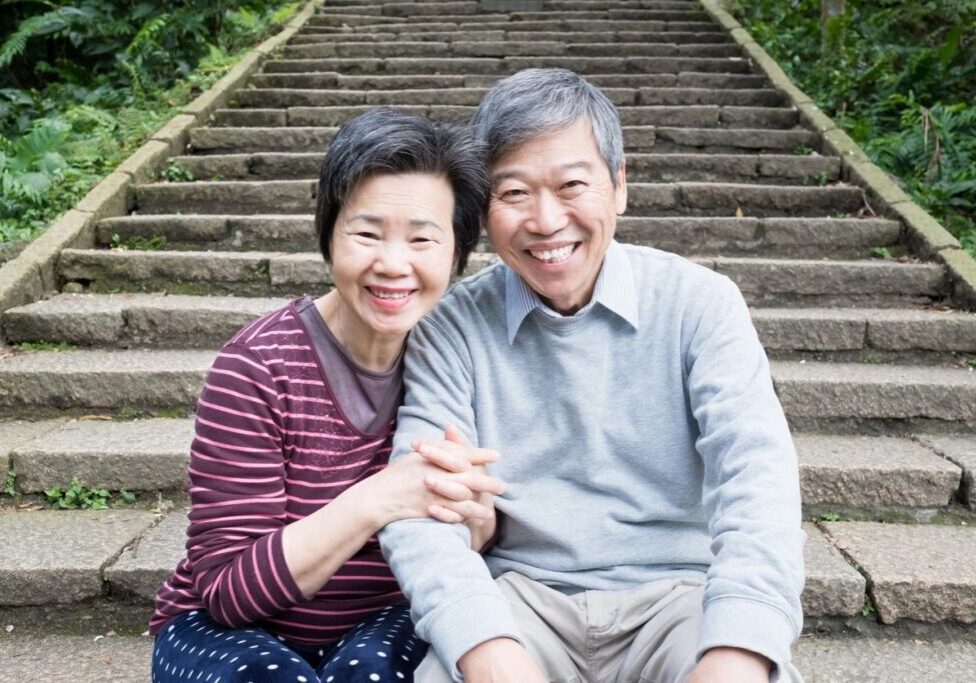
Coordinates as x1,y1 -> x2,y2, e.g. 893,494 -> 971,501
150,302 -> 402,645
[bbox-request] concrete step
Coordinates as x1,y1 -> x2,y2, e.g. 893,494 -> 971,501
213,103 -> 798,130
3,293 -> 287,348
133,179 -> 862,218
58,248 -> 945,305
0,410 -> 963,514
821,521 -> 976,624
166,150 -> 831,185
914,434 -> 976,510
10,295 -> 975,356
2,632 -> 975,683
772,361 -> 976,429
2,512 -> 866,615
288,30 -> 733,45
189,125 -> 818,154
232,85 -> 783,108
95,214 -> 897,258
795,434 -> 963,514
248,71 -> 768,91
4,418 -> 194,494
260,55 -> 754,75
307,19 -> 724,34
280,40 -> 741,59
0,349 -> 215,414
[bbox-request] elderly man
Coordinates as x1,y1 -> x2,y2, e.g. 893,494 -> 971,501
379,68 -> 805,683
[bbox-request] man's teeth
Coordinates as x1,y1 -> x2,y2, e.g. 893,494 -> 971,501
530,245 -> 574,263
370,289 -> 410,299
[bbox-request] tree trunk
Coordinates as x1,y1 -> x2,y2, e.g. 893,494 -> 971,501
821,0 -> 846,55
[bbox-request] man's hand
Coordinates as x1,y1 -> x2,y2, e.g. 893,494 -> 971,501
685,647 -> 772,683
413,425 -> 502,550
458,638 -> 547,683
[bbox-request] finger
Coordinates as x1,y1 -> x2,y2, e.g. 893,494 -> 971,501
417,444 -> 471,473
444,424 -> 468,446
467,448 -> 499,466
453,471 -> 506,495
437,499 -> 494,521
427,504 -> 464,525
424,475 -> 474,502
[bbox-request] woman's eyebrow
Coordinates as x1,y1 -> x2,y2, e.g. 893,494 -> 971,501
409,219 -> 446,233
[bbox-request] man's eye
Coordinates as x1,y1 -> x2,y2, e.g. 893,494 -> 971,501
498,188 -> 527,200
561,180 -> 587,192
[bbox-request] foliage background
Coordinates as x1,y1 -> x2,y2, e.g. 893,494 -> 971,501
0,0 -> 299,248
733,0 -> 976,257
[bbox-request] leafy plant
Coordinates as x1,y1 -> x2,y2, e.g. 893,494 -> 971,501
819,512 -> 841,522
44,477 -> 135,509
871,246 -> 892,260
734,0 -> 976,257
109,232 -> 167,251
160,159 -> 194,183
3,468 -> 16,497
14,340 -> 75,351
859,599 -> 877,618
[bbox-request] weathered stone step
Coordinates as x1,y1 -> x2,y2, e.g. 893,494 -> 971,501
773,361 -> 976,425
20,296 -> 975,356
95,214 -> 897,258
821,521 -> 976,624
3,293 -> 286,348
261,56 -> 753,75
233,85 -> 781,109
1,412 -> 962,515
0,349 -> 215,413
281,40 -> 740,59
915,434 -> 976,510
289,30 -> 732,45
4,418 -> 194,494
58,249 -> 944,306
795,434 -> 962,513
5,632 -> 976,683
165,151 -> 829,185
233,83 -> 783,107
248,71 -> 770,91
189,125 -> 816,155
310,19 -> 723,34
213,104 -> 798,130
133,179 -> 863,218
306,12 -> 715,27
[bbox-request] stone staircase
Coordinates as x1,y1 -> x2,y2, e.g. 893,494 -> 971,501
1,1 -> 975,680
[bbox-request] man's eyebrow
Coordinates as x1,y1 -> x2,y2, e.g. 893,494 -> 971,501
491,160 -> 594,184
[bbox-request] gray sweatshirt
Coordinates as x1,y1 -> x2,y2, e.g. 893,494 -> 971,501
379,242 -> 805,679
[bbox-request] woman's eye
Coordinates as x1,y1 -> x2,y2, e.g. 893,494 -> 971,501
355,231 -> 380,240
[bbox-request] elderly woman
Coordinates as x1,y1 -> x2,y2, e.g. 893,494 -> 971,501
149,109 -> 500,683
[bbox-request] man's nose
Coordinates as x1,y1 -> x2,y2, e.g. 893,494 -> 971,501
528,191 -> 568,235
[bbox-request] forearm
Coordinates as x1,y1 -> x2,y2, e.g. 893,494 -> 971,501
281,477 -> 386,599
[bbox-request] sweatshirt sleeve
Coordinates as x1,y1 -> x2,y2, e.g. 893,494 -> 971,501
378,315 -> 522,680
685,276 -> 806,671
184,343 -> 304,627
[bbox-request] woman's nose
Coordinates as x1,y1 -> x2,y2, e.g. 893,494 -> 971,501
372,241 -> 412,276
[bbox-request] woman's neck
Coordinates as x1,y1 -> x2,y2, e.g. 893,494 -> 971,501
314,292 -> 405,373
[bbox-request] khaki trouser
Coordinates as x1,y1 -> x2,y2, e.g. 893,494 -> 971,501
416,572 -> 803,683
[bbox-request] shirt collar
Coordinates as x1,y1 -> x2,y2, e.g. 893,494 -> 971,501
504,240 -> 639,343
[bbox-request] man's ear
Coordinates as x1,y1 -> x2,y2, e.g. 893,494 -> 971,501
614,161 -> 627,214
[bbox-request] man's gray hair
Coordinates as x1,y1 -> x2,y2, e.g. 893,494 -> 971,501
469,68 -> 625,184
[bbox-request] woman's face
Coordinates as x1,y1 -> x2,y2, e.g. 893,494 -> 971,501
329,172 -> 456,341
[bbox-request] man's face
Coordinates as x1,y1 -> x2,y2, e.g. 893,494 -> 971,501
486,118 -> 627,315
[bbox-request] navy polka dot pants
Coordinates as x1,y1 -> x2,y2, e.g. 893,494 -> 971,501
152,605 -> 427,683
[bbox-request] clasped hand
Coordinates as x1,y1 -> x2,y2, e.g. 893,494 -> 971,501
379,425 -> 503,547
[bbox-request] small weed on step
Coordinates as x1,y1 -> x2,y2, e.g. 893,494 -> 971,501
44,477 -> 136,510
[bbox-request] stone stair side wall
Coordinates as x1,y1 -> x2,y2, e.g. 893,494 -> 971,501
0,0 -> 322,318
700,0 -> 976,310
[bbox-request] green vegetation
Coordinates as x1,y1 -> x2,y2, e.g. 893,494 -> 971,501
0,1 -> 300,245
109,232 -> 167,251
819,511 -> 841,522
14,340 -> 75,351
3,468 -> 16,497
160,159 -> 195,183
733,0 -> 976,257
44,477 -> 136,510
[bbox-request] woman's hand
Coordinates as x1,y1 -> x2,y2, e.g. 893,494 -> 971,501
371,425 -> 504,530
415,425 -> 501,550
